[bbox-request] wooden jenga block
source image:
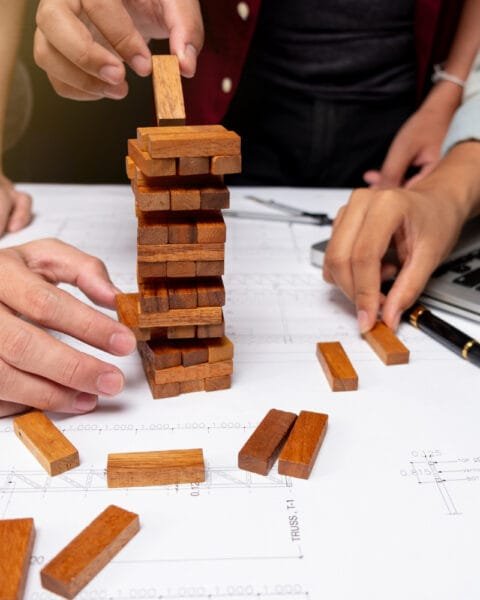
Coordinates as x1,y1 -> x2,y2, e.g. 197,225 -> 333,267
197,277 -> 225,307
139,281 -> 169,313
167,325 -> 197,339
196,213 -> 226,243
363,321 -> 410,365
207,336 -> 234,363
200,187 -> 230,210
137,125 -> 225,150
147,129 -> 241,159
40,505 -> 139,599
132,181 -> 170,211
316,342 -> 358,391
151,55 -> 186,126
128,139 -> 176,177
171,189 -> 201,211
180,379 -> 205,393
116,293 -> 151,341
14,411 -> 79,476
168,220 -> 196,244
138,306 -> 223,328
137,262 -> 167,281
178,341 -> 209,366
137,212 -> 168,245
178,157 -> 210,176
166,261 -> 196,278
196,261 -> 224,277
211,154 -> 242,175
138,341 -> 182,370
152,359 -> 233,385
197,319 -> 225,338
107,449 -> 205,487
205,374 -> 232,392
167,279 -> 198,309
278,411 -> 328,479
0,518 -> 35,600
138,243 -> 224,263
238,409 -> 297,476
125,156 -> 135,179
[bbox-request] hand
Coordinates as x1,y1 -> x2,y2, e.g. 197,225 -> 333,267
0,174 -> 32,235
34,0 -> 204,100
323,186 -> 466,333
0,239 -> 137,418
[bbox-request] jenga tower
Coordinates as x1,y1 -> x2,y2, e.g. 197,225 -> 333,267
116,56 -> 240,398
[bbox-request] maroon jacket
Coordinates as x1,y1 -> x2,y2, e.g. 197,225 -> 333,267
183,0 -> 464,125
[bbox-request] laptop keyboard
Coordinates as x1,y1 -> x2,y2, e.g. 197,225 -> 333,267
432,247 -> 480,288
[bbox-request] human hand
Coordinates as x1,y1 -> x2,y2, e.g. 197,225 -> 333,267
0,239 -> 137,418
0,174 -> 32,235
34,0 -> 204,100
323,186 -> 466,333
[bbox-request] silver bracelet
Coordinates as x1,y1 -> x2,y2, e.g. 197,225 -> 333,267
432,64 -> 466,89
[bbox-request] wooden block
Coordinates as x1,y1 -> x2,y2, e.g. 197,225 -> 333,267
178,157 -> 210,176
171,189 -> 201,211
40,505 -> 139,599
278,411 -> 328,479
116,293 -> 151,340
197,318 -> 225,338
128,139 -> 176,177
196,213 -> 226,243
196,261 -> 224,277
200,187 -> 230,210
211,154 -> 242,175
107,449 -> 205,487
0,518 -> 35,600
137,262 -> 167,281
180,379 -> 205,393
142,356 -> 181,398
14,411 -> 79,476
168,279 -> 198,309
167,325 -> 197,339
362,321 -> 410,365
138,306 -> 223,328
133,181 -> 170,211
153,359 -> 233,385
137,125 -> 224,150
197,277 -> 225,307
238,409 -> 297,476
205,374 -> 232,392
148,129 -> 241,159
125,156 -> 135,179
139,281 -> 169,313
316,342 -> 358,391
179,341 -> 209,367
138,341 -> 182,371
151,55 -> 186,126
166,261 -> 196,278
137,211 -> 168,245
138,243 -> 224,263
207,336 -> 234,363
168,220 -> 196,244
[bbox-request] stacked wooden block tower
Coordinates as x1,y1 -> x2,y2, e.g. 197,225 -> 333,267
116,55 -> 240,399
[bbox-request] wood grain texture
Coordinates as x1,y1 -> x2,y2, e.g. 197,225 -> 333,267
132,181 -> 170,212
177,342 -> 209,367
278,411 -> 328,479
128,139 -> 176,177
197,277 -> 225,307
107,449 -> 205,487
137,211 -> 168,245
200,187 -> 230,210
138,340 -> 182,370
137,305 -> 223,328
316,342 -> 358,391
362,321 -> 410,365
197,319 -> 225,339
166,261 -> 197,278
152,359 -> 233,385
211,154 -> 242,175
205,374 -> 232,392
168,279 -> 198,309
196,213 -> 226,243
238,409 -> 297,476
196,261 -> 224,277
137,262 -> 167,281
151,55 -> 186,126
0,518 -> 35,600
148,129 -> 241,159
168,220 -> 196,244
125,156 -> 135,179
40,505 -> 139,599
116,293 -> 151,341
180,379 -> 205,393
137,243 -> 224,263
170,189 -> 201,211
137,125 -> 224,150
207,336 -> 234,363
14,411 -> 79,476
139,281 -> 169,313
178,157 -> 210,176
166,325 -> 197,339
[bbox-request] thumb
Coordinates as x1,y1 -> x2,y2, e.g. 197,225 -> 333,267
162,0 -> 204,78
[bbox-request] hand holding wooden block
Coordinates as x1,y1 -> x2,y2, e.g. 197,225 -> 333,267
363,321 -> 410,365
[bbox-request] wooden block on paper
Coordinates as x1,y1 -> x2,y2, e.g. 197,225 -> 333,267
148,129 -> 241,159
107,449 -> 205,487
178,157 -> 210,176
151,55 -> 186,126
200,187 -> 230,210
132,181 -> 170,211
196,261 -> 224,277
208,336 -> 234,363
166,261 -> 196,278
197,318 -> 225,339
168,220 -> 196,244
168,279 -> 198,309
128,139 -> 176,177
316,342 -> 358,391
138,306 -> 223,329
116,293 -> 150,340
137,211 -> 168,245
362,321 -> 410,365
167,325 -> 197,339
205,374 -> 232,392
211,154 -> 242,175
180,379 -> 205,393
138,243 -> 224,263
196,213 -> 226,243
171,189 -> 201,211
278,411 -> 328,479
153,359 -> 233,385
14,411 -> 79,476
137,262 -> 167,281
0,518 -> 35,600
138,341 -> 182,371
137,125 -> 224,150
40,505 -> 139,599
197,277 -> 225,307
238,409 -> 297,476
139,281 -> 169,313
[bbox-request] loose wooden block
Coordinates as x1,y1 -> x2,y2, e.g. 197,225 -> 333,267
148,129 -> 241,159
168,279 -> 198,309
200,187 -> 230,210
178,156 -> 210,176
196,213 -> 226,243
153,359 -> 233,385
132,181 -> 170,211
363,321 -> 410,365
211,154 -> 242,175
197,319 -> 225,339
128,139 -> 176,177
168,220 -> 196,244
278,411 -> 328,479
238,409 -> 297,476
151,55 -> 186,126
205,374 -> 232,392
316,342 -> 358,391
0,518 -> 35,600
197,277 -> 225,307
137,262 -> 167,281
166,261 -> 197,278
137,212 -> 168,245
167,325 -> 197,339
137,125 -> 224,150
171,189 -> 201,211
138,242 -> 224,263
139,281 -> 169,313
14,411 -> 79,476
107,449 -> 205,487
196,261 -> 224,277
138,306 -> 223,329
138,341 -> 182,371
116,293 -> 151,341
40,505 -> 139,599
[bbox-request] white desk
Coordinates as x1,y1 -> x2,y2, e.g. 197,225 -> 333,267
1,185 -> 480,599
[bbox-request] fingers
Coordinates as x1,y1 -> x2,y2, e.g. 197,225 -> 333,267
0,400 -> 27,419
375,134 -> 416,188
162,0 -> 204,77
0,186 -> 13,235
7,190 -> 33,233
363,170 -> 381,187
404,162 -> 438,189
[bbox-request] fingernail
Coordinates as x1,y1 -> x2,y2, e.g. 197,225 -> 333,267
109,332 -> 137,355
97,372 -> 124,396
74,393 -> 98,413
131,54 -> 151,76
357,310 -> 370,334
99,64 -> 124,85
